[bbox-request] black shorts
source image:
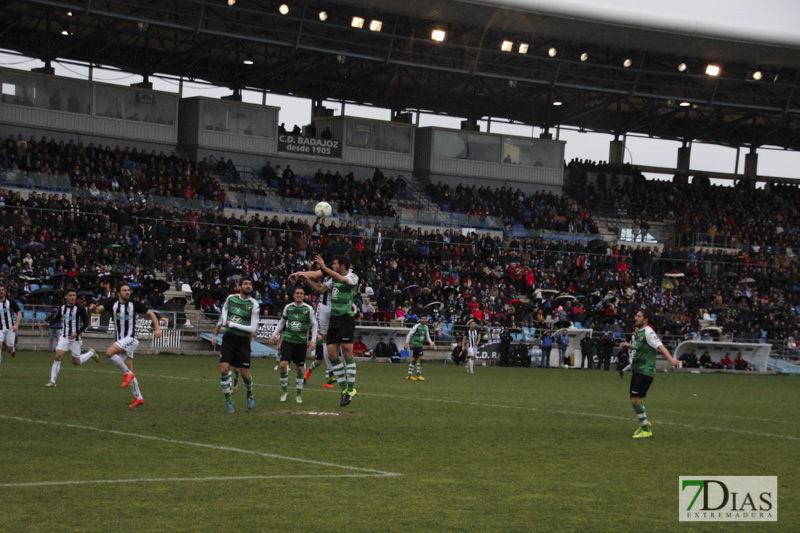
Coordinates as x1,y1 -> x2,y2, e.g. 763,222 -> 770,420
220,332 -> 251,369
327,314 -> 355,345
281,341 -> 308,366
315,343 -> 325,360
412,346 -> 424,358
629,373 -> 654,398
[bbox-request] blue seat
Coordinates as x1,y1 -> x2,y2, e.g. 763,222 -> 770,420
400,349 -> 410,358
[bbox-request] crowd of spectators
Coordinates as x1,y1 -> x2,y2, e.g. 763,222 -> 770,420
426,180 -> 599,234
2,131 -> 800,355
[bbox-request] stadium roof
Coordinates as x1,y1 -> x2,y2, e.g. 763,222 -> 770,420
2,0 -> 800,150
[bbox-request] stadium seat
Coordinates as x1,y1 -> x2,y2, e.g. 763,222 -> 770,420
400,349 -> 410,358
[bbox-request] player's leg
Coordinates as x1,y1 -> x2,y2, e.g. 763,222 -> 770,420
232,367 -> 241,391
47,350 -> 65,387
124,352 -> 145,407
237,337 -> 254,410
305,343 -> 324,380
106,340 -> 135,386
294,349 -> 305,403
416,354 -> 425,380
406,355 -> 417,379
219,334 -> 235,413
630,374 -> 653,438
279,342 -> 291,402
341,342 -> 356,394
6,330 -> 17,358
74,340 -> 98,365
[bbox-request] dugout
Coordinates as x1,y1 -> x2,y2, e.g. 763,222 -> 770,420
673,341 -> 771,372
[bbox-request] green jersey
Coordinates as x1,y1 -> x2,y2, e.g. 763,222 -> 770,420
278,302 -> 317,344
324,270 -> 359,317
406,323 -> 432,348
222,294 -> 259,337
631,326 -> 663,377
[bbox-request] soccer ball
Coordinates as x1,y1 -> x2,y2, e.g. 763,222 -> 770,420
315,201 -> 332,218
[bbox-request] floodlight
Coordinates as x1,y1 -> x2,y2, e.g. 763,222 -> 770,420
679,101 -> 691,107
623,59 -> 632,68
501,41 -> 513,52
518,43 -> 528,54
431,29 -> 445,42
552,101 -> 562,106
319,11 -> 328,21
279,4 -> 289,15
351,17 -> 364,29
369,20 -> 382,32
580,53 -> 588,62
548,47 -> 557,57
752,71 -> 763,81
705,64 -> 720,76
678,62 -> 687,72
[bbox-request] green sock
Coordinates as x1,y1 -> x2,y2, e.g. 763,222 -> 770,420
279,371 -> 289,393
634,403 -> 649,428
221,373 -> 232,402
407,362 -> 414,376
345,356 -> 356,393
330,358 -> 347,391
308,361 -> 319,372
243,376 -> 253,398
296,371 -> 304,396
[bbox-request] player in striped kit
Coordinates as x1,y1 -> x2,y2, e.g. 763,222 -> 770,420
269,286 -> 318,403
463,320 -> 481,374
0,282 -> 21,377
90,284 -> 162,408
39,287 -> 99,387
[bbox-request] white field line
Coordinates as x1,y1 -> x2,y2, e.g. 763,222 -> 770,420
0,473 -> 392,488
82,369 -> 800,442
0,414 -> 402,477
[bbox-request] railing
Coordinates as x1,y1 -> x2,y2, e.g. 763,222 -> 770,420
0,169 -> 72,192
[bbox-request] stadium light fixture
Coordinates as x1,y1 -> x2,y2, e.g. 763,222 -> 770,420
369,20 -> 382,32
431,29 -> 446,42
552,101 -> 563,106
705,64 -> 721,76
518,43 -> 528,54
351,17 -> 364,28
501,41 -> 513,52
623,59 -> 632,68
242,56 -> 254,65
279,4 -> 289,15
678,62 -> 687,72
679,101 -> 691,107
548,47 -> 557,57
61,29 -> 69,35
67,11 -> 73,16
318,11 -> 328,21
752,70 -> 763,81
580,53 -> 588,62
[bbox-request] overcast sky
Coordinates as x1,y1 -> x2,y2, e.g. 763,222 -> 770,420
2,0 -> 799,181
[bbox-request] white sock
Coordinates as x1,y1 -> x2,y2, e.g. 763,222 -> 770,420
78,351 -> 94,364
109,354 -> 130,373
51,361 -> 61,383
130,377 -> 143,400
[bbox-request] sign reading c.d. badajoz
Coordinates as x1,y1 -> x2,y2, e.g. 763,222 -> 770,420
679,476 -> 777,522
278,135 -> 341,158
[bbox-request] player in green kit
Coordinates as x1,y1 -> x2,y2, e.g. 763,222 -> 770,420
218,278 -> 260,414
404,316 -> 435,380
302,254 -> 359,406
269,287 -> 317,403
619,308 -> 680,438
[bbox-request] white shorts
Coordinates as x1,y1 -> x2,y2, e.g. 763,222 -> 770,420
317,308 -> 331,336
0,329 -> 16,347
467,347 -> 477,357
56,337 -> 83,358
114,336 -> 139,358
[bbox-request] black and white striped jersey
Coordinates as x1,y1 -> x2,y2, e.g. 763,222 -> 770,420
0,298 -> 20,330
48,305 -> 89,340
101,298 -> 150,341
465,328 -> 480,349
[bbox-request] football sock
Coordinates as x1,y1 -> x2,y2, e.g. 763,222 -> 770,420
634,403 -> 649,428
280,371 -> 289,393
109,354 -> 129,373
130,377 -> 143,400
416,361 -> 423,375
243,376 -> 253,398
345,356 -> 356,393
78,351 -> 94,364
308,361 -> 319,373
296,371 -> 304,396
233,369 -> 241,385
220,372 -> 232,401
330,358 -> 347,391
407,362 -> 415,376
50,360 -> 61,383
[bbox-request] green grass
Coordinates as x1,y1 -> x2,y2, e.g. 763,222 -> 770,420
1,352 -> 798,532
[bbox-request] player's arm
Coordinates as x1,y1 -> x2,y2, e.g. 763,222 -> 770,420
39,308 -> 62,329
303,276 -> 329,295
219,295 -> 230,325
315,254 -> 352,283
425,327 -> 435,348
75,306 -> 89,338
10,300 -> 21,332
645,328 -> 680,367
307,305 -> 318,350
404,324 -> 419,350
289,269 -> 323,284
269,306 -> 288,344
211,319 -> 222,346
145,308 -> 162,338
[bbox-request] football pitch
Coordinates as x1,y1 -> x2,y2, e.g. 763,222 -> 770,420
1,352 -> 797,532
